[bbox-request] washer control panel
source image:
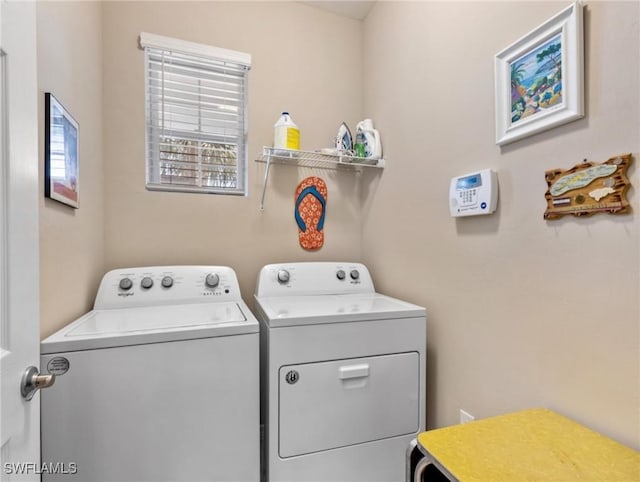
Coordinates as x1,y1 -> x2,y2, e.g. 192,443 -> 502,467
95,266 -> 242,309
255,262 -> 375,297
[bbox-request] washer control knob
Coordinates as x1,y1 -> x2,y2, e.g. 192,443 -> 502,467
140,277 -> 154,290
119,278 -> 133,291
161,276 -> 174,288
350,270 -> 360,280
336,270 -> 346,280
205,273 -> 220,288
277,270 -> 290,284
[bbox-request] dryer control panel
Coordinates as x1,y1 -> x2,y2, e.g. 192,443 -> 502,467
95,266 -> 242,309
255,262 -> 375,297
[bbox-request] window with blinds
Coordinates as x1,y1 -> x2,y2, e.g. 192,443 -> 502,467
140,33 -> 251,195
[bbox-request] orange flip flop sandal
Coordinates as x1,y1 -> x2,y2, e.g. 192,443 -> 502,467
294,176 -> 327,250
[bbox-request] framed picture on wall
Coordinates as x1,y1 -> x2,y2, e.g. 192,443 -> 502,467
494,1 -> 584,146
44,92 -> 79,208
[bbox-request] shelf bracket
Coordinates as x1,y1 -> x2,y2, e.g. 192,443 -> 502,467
259,154 -> 272,211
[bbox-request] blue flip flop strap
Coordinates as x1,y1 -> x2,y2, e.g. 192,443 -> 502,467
295,186 -> 326,232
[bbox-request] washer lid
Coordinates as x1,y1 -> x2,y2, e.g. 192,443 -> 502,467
255,293 -> 425,327
41,302 -> 258,353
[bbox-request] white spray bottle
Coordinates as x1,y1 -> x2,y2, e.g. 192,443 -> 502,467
355,119 -> 382,160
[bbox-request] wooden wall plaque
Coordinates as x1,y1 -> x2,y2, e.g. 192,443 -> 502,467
544,154 -> 632,220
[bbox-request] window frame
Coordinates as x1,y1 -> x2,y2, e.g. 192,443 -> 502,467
140,33 -> 251,196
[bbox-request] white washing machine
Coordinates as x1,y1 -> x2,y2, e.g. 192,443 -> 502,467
40,266 -> 259,482
254,262 -> 426,482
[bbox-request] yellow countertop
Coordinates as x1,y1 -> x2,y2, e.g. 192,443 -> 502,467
417,408 -> 640,481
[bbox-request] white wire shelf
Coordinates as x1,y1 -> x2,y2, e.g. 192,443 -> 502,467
256,147 -> 386,169
255,147 -> 385,210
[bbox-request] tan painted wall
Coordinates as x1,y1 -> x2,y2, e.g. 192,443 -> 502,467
102,1 -> 365,302
37,2 -> 105,338
36,0 -> 638,451
362,1 -> 639,449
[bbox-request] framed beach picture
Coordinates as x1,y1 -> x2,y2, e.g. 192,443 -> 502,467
45,93 -> 79,208
494,2 -> 583,146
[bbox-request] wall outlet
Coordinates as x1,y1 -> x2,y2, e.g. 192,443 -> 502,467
460,409 -> 475,424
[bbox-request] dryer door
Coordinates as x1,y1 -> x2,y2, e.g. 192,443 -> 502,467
279,352 -> 420,457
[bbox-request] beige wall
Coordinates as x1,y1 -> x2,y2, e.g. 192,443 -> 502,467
102,1 -> 365,301
37,1 -> 105,338
36,0 -> 639,451
363,1 -> 639,449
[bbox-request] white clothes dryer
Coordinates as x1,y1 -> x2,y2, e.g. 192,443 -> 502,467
40,266 -> 259,482
254,262 -> 426,482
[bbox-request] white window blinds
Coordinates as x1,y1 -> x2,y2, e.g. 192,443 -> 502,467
140,33 -> 251,195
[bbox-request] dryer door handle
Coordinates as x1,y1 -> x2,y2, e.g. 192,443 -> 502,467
339,363 -> 370,380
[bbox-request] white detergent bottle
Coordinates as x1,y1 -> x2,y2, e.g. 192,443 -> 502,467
274,112 -> 300,150
356,119 -> 382,160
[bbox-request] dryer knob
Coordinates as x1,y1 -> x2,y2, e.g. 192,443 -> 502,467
336,270 -> 346,280
277,270 -> 290,284
205,273 -> 220,288
350,270 -> 360,280
140,277 -> 154,289
119,278 -> 133,291
161,276 -> 174,288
